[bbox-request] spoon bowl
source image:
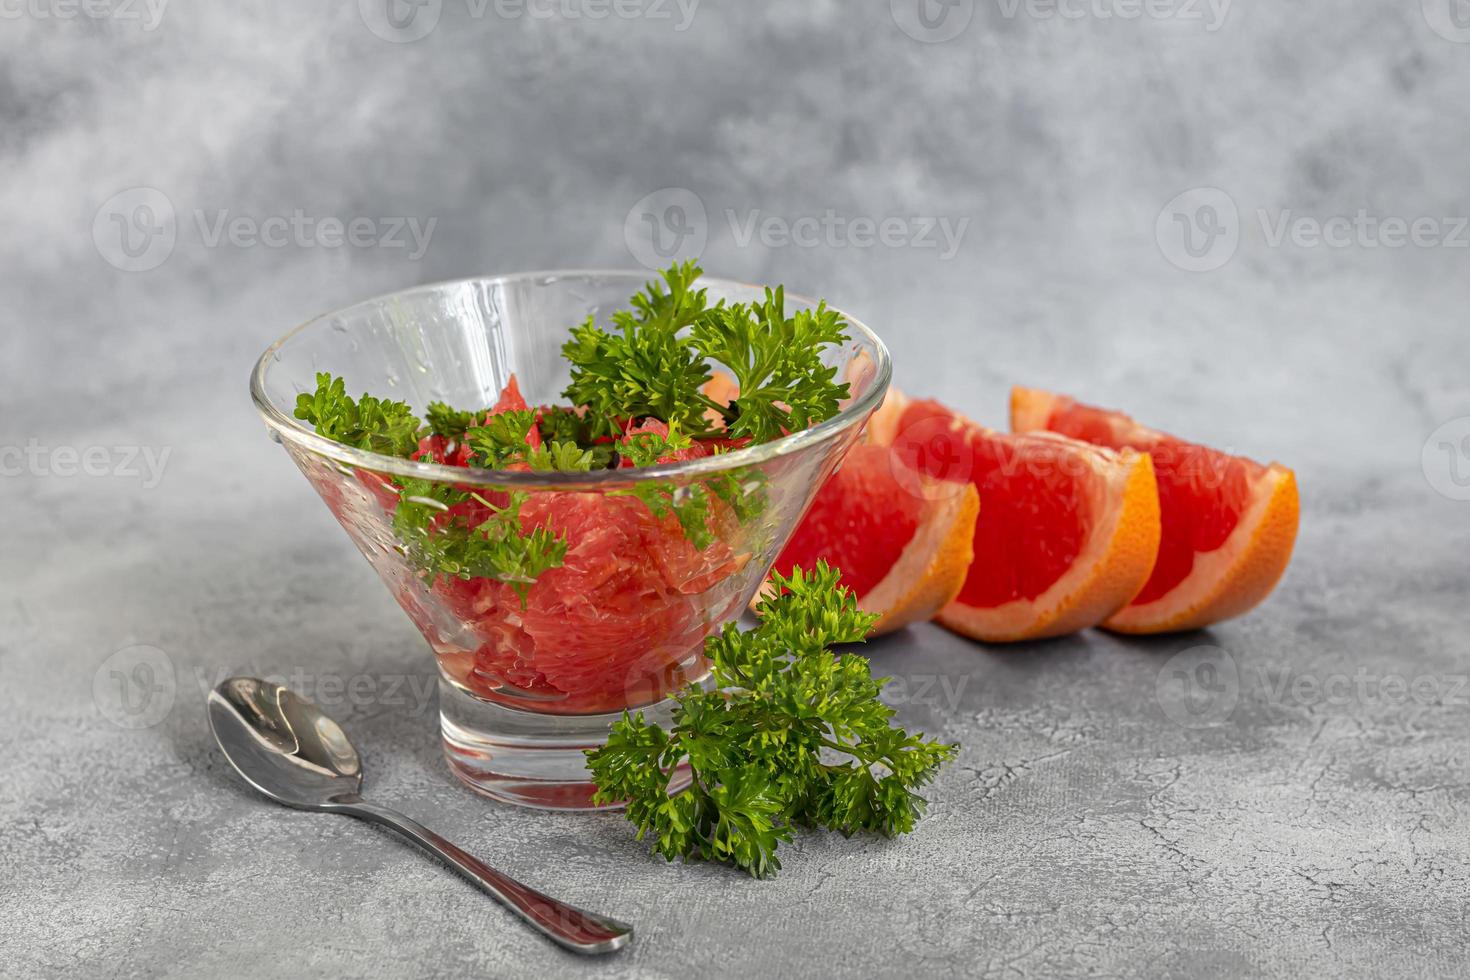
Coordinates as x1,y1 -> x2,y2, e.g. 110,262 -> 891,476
208,677 -> 363,808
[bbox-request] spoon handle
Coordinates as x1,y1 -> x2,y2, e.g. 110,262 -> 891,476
331,797 -> 633,955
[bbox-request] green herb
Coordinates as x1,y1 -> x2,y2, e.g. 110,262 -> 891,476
620,481 -> 718,550
691,290 -> 851,443
561,261 -> 853,444
425,402 -> 481,439
586,562 -> 956,878
617,420 -> 695,469
526,441 -> 597,472
561,261 -> 719,439
392,479 -> 566,604
463,410 -> 539,468
294,376 -> 573,603
293,260 -> 854,605
293,373 -> 422,457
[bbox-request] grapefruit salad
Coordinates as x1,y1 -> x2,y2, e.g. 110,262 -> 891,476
290,262 -> 861,714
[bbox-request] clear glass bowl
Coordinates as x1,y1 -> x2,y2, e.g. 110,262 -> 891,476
251,271 -> 891,809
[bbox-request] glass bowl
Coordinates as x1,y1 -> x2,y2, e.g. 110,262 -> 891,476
250,271 -> 891,809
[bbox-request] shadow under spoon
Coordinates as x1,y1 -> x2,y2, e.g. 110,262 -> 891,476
206,676 -> 633,955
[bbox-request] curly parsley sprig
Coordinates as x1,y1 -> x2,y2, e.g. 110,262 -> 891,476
587,562 -> 957,878
561,261 -> 719,439
391,479 -> 566,604
294,373 -> 422,457
689,288 -> 852,443
561,261 -> 854,443
293,376 -> 584,604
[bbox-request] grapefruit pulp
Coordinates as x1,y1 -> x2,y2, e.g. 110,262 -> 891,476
1011,387 -> 1299,633
767,442 -> 980,636
360,374 -> 745,714
871,390 -> 1162,642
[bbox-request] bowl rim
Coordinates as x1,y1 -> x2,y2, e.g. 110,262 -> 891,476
249,268 -> 892,488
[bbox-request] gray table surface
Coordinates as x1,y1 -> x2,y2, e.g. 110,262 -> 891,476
4,3 -> 1469,977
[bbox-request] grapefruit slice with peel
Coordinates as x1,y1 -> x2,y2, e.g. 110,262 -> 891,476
766,443 -> 979,636
1011,387 -> 1299,634
872,392 -> 1162,642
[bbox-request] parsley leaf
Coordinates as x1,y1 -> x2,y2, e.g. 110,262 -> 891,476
392,480 -> 567,604
690,290 -> 852,444
526,441 -> 597,472
561,262 -> 854,446
294,377 -> 571,603
586,561 -> 957,878
560,261 -> 719,438
293,373 -> 422,458
617,419 -> 696,469
620,481 -> 717,550
425,402 -> 481,439
463,410 -> 540,468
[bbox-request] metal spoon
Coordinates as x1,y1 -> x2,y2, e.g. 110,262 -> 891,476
206,676 -> 633,955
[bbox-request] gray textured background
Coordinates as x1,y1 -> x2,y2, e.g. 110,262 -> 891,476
4,1 -> 1470,977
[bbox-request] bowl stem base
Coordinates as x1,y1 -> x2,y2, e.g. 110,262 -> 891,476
438,677 -> 692,810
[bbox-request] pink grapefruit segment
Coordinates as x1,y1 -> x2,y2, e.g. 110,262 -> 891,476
1011,387 -> 1299,634
767,442 -> 979,636
873,393 -> 1161,642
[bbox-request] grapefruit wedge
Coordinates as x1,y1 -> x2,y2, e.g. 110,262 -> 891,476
872,392 -> 1161,642
1011,388 -> 1299,634
766,442 -> 980,636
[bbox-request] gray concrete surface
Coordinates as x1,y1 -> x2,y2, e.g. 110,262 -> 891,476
3,2 -> 1469,977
